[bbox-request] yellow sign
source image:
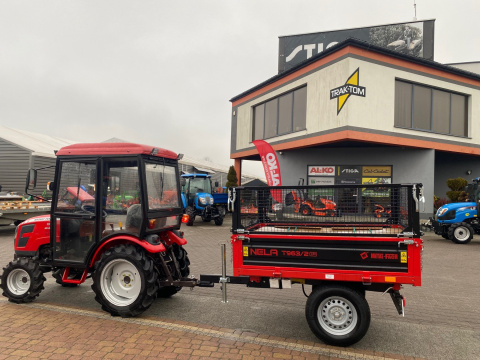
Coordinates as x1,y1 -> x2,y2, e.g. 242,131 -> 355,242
362,166 -> 392,177
400,251 -> 408,263
243,246 -> 248,257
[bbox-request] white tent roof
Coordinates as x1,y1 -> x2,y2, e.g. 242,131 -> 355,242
0,125 -> 75,158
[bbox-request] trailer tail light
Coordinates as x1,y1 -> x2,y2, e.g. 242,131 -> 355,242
181,214 -> 189,224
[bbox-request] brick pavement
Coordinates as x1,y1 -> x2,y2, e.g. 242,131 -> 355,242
0,299 -> 417,360
1,215 -> 479,359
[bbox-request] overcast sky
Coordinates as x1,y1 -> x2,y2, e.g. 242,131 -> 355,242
1,1 -> 479,177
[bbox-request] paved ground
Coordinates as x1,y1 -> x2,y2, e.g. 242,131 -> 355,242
0,215 -> 479,359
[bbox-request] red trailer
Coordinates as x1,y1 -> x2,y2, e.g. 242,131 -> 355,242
202,183 -> 423,346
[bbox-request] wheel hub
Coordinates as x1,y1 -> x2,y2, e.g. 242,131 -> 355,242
318,297 -> 358,335
7,269 -> 31,295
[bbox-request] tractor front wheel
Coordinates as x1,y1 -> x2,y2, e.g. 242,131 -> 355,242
301,205 -> 312,216
448,222 -> 473,244
1,257 -> 46,303
92,244 -> 158,317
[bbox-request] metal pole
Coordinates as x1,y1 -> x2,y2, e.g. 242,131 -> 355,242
220,243 -> 228,303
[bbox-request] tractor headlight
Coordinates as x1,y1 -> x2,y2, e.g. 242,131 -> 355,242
209,197 -> 214,205
199,197 -> 207,205
437,207 -> 448,216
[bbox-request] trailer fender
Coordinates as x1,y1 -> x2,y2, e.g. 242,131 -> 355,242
89,235 -> 166,267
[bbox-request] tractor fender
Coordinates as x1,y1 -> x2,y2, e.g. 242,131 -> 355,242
181,193 -> 187,208
89,235 -> 166,267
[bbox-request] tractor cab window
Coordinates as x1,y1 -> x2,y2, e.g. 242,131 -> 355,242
102,159 -> 141,237
56,162 -> 97,213
187,177 -> 212,198
145,162 -> 179,210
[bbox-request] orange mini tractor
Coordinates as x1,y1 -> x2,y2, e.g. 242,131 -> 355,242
289,190 -> 337,217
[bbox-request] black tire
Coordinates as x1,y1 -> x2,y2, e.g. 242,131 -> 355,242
52,267 -> 79,287
91,244 -> 158,317
214,216 -> 224,226
305,285 -> 371,347
1,257 -> 46,303
186,206 -> 196,226
441,233 -> 450,240
300,205 -> 312,216
448,222 -> 473,244
157,244 -> 190,298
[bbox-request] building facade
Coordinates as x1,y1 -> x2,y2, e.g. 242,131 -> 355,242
230,39 -> 480,218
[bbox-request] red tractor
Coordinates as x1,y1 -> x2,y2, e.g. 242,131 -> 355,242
0,143 -> 196,317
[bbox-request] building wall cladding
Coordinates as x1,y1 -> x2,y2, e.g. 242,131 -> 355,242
0,138 -> 31,195
278,146 -> 435,218
233,54 -> 480,156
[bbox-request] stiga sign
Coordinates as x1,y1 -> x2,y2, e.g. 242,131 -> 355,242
278,19 -> 435,73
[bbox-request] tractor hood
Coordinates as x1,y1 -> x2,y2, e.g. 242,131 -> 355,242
436,201 -> 476,219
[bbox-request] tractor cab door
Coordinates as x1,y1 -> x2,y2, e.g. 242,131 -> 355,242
51,159 -> 99,265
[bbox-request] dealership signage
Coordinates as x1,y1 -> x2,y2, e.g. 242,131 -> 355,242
307,165 -> 392,195
330,68 -> 365,114
278,19 -> 435,73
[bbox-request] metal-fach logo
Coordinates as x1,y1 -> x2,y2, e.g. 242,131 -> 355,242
330,68 -> 366,115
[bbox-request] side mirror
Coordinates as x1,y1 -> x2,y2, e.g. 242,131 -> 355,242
181,178 -> 186,187
26,169 -> 37,192
214,181 -> 219,187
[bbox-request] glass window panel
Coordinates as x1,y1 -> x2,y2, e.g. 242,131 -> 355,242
278,93 -> 293,134
394,81 -> 412,128
264,99 -> 278,138
451,94 -> 467,137
293,87 -> 307,132
253,104 -> 264,140
55,161 -> 97,213
145,163 -> 179,210
432,89 -> 450,134
413,85 -> 431,130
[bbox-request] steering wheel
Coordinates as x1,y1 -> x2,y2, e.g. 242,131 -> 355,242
81,204 -> 108,219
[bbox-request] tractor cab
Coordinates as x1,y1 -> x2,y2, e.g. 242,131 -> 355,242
26,143 -> 184,267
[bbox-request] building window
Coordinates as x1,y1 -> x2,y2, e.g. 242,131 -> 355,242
252,86 -> 307,140
394,80 -> 468,137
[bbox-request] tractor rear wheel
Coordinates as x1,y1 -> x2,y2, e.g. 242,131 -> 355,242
186,206 -> 196,226
157,244 -> 190,298
1,257 -> 45,303
92,244 -> 158,317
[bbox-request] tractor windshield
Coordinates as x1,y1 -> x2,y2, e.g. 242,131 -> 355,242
145,162 -> 179,210
188,177 -> 212,195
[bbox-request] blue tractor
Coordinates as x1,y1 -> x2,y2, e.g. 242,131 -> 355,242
430,178 -> 480,244
180,174 -> 227,226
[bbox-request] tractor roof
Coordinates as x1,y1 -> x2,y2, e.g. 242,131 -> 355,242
181,173 -> 211,178
56,143 -> 178,159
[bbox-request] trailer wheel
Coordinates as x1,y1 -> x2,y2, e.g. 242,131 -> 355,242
305,286 -> 370,346
92,244 -> 158,317
448,222 -> 473,244
1,257 -> 46,303
158,244 -> 190,298
186,206 -> 196,226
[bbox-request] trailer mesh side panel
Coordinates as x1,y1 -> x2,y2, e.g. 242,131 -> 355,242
233,184 -> 420,236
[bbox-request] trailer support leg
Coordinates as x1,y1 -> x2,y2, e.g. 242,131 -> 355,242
220,244 -> 229,303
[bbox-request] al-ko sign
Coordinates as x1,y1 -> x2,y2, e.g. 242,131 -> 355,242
278,19 -> 435,73
308,166 -> 335,176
